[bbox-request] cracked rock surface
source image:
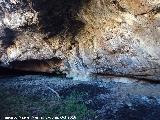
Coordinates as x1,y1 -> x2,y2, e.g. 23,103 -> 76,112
0,0 -> 160,80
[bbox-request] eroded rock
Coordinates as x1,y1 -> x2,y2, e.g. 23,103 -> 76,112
0,0 -> 159,80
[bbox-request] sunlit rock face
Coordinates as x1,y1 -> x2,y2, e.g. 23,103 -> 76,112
0,0 -> 160,80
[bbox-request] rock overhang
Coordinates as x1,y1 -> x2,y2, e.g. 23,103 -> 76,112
0,0 -> 159,81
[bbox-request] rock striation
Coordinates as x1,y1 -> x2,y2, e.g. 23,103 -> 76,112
0,0 -> 160,80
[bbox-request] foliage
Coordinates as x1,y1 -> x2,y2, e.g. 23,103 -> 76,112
0,88 -> 95,120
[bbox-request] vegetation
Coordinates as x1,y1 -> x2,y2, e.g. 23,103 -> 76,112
0,88 -> 95,120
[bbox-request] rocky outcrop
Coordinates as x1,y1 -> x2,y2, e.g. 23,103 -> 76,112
0,0 -> 160,80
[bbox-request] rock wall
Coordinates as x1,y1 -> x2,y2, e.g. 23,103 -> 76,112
0,0 -> 160,80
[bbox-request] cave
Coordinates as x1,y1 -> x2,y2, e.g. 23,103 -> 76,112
0,0 -> 160,119
0,58 -> 65,76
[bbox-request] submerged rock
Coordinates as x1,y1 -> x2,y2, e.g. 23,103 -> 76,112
0,0 -> 159,80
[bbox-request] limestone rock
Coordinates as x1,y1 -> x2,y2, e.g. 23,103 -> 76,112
0,0 -> 159,80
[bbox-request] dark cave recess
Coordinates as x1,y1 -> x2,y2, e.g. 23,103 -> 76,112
31,0 -> 90,37
0,58 -> 66,76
